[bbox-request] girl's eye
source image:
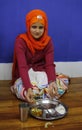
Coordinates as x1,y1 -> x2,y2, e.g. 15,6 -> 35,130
31,26 -> 37,29
39,26 -> 44,29
31,26 -> 44,29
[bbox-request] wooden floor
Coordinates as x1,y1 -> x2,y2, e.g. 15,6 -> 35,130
0,78 -> 82,130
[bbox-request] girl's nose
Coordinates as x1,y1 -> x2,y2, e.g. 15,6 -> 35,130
36,28 -> 40,32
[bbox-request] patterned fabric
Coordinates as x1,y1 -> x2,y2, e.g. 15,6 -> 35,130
11,69 -> 69,101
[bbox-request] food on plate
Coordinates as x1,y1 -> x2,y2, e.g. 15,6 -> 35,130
31,107 -> 42,117
30,99 -> 67,120
55,104 -> 66,114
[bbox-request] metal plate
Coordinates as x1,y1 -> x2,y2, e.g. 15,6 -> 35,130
30,98 -> 68,120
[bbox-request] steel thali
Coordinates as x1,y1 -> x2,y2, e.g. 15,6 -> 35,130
30,98 -> 68,120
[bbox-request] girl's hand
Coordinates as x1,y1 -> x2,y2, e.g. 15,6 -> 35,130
25,88 -> 35,103
48,81 -> 59,98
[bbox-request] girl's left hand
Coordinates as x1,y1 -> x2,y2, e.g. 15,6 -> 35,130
48,81 -> 59,98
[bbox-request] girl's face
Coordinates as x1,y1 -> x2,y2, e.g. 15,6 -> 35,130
30,22 -> 44,39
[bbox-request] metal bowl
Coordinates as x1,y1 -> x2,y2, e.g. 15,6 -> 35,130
30,98 -> 68,120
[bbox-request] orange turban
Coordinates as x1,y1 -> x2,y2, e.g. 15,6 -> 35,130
26,9 -> 46,27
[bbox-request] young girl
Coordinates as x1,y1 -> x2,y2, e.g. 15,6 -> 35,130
11,9 -> 67,103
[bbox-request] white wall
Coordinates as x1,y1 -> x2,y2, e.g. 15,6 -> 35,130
0,62 -> 82,80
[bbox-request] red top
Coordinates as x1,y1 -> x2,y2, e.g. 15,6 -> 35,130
13,38 -> 56,90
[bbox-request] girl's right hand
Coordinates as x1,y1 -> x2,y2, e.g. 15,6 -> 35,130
25,88 -> 35,104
